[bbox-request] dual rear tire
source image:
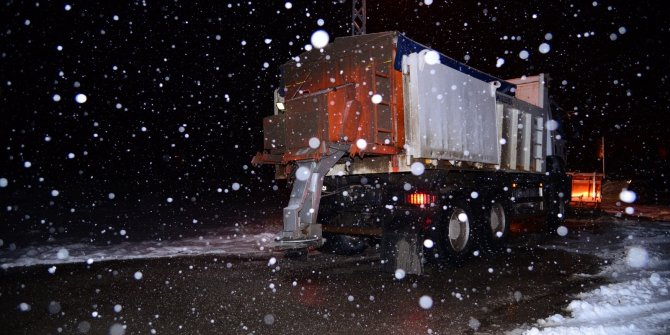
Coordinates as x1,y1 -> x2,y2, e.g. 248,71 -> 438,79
486,203 -> 509,251
433,200 -> 509,265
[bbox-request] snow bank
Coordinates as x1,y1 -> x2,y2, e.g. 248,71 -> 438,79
526,276 -> 670,334
0,229 -> 276,269
518,220 -> 670,335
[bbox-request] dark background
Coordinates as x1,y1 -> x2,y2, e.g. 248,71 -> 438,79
1,0 -> 669,242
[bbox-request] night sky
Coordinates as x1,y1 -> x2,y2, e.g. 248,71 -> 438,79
1,1 -> 669,239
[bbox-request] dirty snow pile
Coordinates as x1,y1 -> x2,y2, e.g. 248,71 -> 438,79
518,219 -> 670,335
0,228 -> 276,269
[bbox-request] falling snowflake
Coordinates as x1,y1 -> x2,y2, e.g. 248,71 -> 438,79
75,93 -> 87,103
419,295 -> 433,309
410,162 -> 425,176
538,43 -> 551,54
310,30 -> 329,49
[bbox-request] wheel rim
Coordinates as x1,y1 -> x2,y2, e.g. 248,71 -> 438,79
489,204 -> 506,239
448,208 -> 470,251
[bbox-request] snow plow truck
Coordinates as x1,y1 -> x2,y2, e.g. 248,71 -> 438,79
252,31 -> 571,274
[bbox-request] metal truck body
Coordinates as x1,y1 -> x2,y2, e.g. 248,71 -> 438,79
253,31 -> 571,274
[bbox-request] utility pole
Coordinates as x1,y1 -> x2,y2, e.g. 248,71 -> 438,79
601,136 -> 605,178
352,0 -> 366,36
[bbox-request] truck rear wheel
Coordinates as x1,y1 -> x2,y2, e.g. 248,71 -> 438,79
440,202 -> 478,265
485,203 -> 509,251
448,207 -> 471,252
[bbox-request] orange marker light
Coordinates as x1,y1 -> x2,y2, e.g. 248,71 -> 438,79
407,193 -> 436,206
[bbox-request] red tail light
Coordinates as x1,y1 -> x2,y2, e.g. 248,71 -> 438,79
422,216 -> 433,230
406,193 -> 436,206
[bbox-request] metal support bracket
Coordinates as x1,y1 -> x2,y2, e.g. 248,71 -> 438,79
278,147 -> 346,247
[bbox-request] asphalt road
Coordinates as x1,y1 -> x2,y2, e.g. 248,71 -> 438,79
0,218 -> 606,335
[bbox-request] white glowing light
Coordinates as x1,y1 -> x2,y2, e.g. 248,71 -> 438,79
75,93 -> 87,103
546,120 -> 559,131
419,295 -> 433,309
538,43 -> 551,54
519,50 -> 529,60
371,94 -> 383,104
626,247 -> 649,268
295,166 -> 311,181
619,189 -> 637,203
410,162 -> 425,176
56,248 -> 69,259
308,137 -> 321,149
424,50 -> 440,65
356,139 -> 367,150
310,30 -> 329,49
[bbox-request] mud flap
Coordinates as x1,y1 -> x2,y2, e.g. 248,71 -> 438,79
381,229 -> 423,275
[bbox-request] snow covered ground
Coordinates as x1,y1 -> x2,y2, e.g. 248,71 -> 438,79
1,214 -> 669,334
0,226 -> 276,270
514,217 -> 670,335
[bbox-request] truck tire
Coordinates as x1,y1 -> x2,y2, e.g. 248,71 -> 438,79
484,202 -> 509,251
440,201 -> 479,265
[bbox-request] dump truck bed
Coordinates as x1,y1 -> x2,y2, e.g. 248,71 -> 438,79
257,31 -> 556,175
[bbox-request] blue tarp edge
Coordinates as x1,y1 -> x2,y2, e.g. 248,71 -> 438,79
394,34 -> 516,94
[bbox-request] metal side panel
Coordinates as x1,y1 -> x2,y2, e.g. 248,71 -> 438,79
403,51 -> 500,165
533,116 -> 545,172
497,92 -> 552,173
263,115 -> 285,151
502,108 -> 519,170
283,87 -> 353,153
496,103 -> 504,167
519,112 -> 532,171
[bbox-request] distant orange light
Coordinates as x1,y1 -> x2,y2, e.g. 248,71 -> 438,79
568,173 -> 604,206
571,184 -> 601,203
407,193 -> 435,206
